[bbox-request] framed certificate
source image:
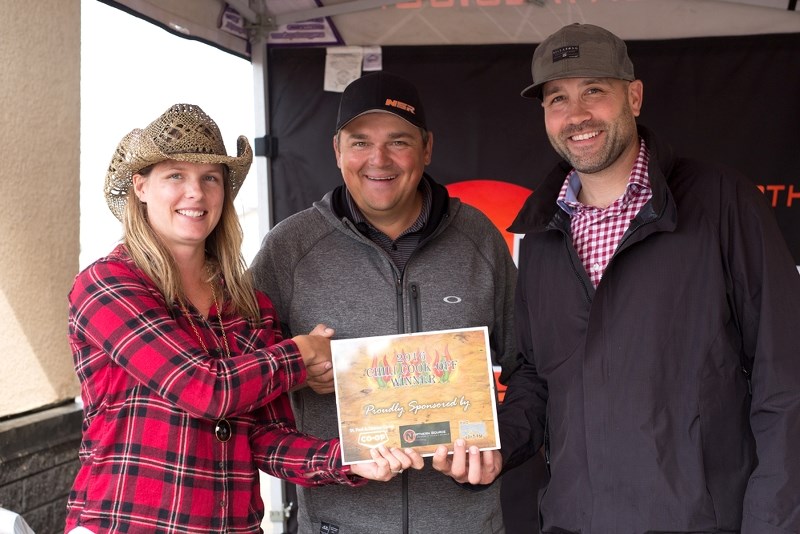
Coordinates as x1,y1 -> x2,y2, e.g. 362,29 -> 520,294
331,326 -> 500,464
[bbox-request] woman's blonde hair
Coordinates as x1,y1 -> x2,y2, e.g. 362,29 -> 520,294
122,165 -> 260,321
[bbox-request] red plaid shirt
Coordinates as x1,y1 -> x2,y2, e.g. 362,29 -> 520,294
66,245 -> 362,534
558,139 -> 652,287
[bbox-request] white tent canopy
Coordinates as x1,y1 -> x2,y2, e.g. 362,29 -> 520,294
106,0 -> 800,58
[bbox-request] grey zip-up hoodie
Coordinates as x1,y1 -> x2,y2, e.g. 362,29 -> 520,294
251,176 -> 517,534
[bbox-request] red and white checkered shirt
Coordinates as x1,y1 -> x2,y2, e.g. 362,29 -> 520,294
557,139 -> 652,287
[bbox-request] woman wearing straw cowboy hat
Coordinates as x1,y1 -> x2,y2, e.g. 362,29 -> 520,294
65,104 -> 423,534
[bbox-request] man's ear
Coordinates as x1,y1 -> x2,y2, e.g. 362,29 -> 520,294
332,134 -> 342,169
628,80 -> 644,118
424,131 -> 434,166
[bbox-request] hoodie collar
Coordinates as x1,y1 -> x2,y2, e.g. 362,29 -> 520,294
331,172 -> 450,240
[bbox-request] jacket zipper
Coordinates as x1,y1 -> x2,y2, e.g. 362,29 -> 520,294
395,276 -> 405,335
561,233 -> 592,304
613,213 -> 658,256
400,283 -> 421,534
394,274 -> 410,534
612,187 -> 669,263
397,280 -> 422,534
409,283 -> 421,332
403,284 -> 423,533
544,412 -> 551,476
348,213 -> 450,534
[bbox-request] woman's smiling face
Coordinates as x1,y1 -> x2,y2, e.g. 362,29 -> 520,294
133,159 -> 226,255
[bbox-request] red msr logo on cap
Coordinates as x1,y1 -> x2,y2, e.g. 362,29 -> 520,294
385,98 -> 415,115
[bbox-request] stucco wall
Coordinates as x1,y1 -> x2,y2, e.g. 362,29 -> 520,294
0,0 -> 81,417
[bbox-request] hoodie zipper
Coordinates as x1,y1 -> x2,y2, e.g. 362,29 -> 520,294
409,283 -> 421,332
342,211 -> 451,534
403,285 -> 423,534
395,276 -> 405,335
398,282 -> 421,534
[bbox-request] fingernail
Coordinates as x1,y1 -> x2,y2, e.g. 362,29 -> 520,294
455,439 -> 465,447
470,446 -> 479,454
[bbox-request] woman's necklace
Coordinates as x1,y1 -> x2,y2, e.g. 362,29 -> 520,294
180,278 -> 233,443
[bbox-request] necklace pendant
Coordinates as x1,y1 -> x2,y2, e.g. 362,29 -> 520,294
181,275 -> 234,444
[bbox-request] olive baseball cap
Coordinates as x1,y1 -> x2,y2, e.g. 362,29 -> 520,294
335,72 -> 427,132
521,23 -> 635,100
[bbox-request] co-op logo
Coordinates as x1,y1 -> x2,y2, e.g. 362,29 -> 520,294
443,296 -> 462,304
358,430 -> 389,448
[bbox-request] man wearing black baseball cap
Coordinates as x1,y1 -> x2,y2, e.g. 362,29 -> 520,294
435,23 -> 800,533
252,71 -> 517,534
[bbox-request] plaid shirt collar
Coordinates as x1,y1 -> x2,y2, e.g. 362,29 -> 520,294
557,137 -> 651,215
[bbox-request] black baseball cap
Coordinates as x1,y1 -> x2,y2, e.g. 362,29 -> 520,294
335,72 -> 427,132
521,23 -> 635,100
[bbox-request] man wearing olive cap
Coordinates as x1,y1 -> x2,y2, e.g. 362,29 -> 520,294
434,23 -> 800,534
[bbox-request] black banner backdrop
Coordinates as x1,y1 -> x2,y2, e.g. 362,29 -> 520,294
266,33 -> 800,264
266,32 -> 799,534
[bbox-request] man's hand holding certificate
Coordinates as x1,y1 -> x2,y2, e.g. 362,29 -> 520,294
331,326 -> 500,464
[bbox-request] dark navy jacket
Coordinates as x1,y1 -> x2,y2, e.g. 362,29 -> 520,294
500,125 -> 800,533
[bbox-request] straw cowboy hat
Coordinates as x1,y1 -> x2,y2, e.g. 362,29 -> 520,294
104,103 -> 253,221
